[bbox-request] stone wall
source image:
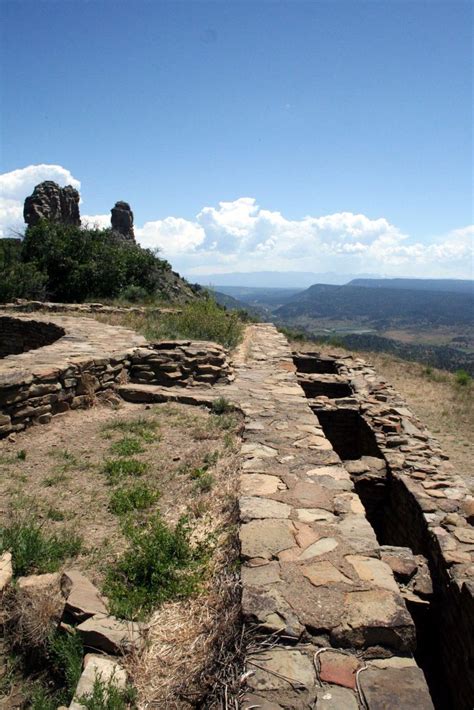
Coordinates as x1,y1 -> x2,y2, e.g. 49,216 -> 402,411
0,316 -> 64,358
0,313 -> 146,438
0,313 -> 233,439
296,350 -> 474,709
130,341 -> 233,386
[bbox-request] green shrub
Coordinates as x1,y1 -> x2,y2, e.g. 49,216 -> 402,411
455,369 -> 472,386
144,297 -> 244,348
0,261 -> 47,302
211,397 -> 234,415
109,484 -> 159,515
109,437 -> 145,457
0,519 -> 82,576
101,459 -> 148,485
118,284 -> 149,304
104,514 -> 207,619
47,631 -> 84,701
18,221 -> 172,303
77,673 -> 137,709
28,686 -> 57,710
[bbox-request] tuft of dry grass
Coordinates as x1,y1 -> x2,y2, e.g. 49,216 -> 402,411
2,581 -> 63,653
124,448 -> 242,709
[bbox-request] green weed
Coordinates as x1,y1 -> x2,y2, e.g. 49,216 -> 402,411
46,508 -> 65,521
193,472 -> 214,493
77,672 -> 137,709
455,369 -> 472,387
0,518 -> 82,576
103,417 -> 158,443
104,514 -> 207,619
102,459 -> 148,485
211,397 -> 234,415
16,450 -> 27,461
109,437 -> 145,457
109,484 -> 159,515
47,631 -> 84,702
43,472 -> 69,487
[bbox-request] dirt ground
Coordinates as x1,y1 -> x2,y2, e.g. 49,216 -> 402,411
0,399 -> 243,708
297,341 -> 474,492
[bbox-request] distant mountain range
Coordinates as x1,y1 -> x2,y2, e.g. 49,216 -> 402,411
348,278 -> 473,294
190,271 -> 380,288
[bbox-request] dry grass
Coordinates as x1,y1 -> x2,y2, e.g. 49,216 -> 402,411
126,447 -> 242,708
294,340 -> 474,490
2,582 -> 63,653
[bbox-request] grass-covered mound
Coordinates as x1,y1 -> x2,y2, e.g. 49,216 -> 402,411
0,221 -> 196,303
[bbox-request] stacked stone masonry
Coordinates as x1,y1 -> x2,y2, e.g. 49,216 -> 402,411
130,341 -> 233,387
0,312 -> 233,438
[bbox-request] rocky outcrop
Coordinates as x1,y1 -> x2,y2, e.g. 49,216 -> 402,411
110,201 -> 135,241
23,181 -> 80,228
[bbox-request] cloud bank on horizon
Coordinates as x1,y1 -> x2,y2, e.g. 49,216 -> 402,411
1,164 -> 472,279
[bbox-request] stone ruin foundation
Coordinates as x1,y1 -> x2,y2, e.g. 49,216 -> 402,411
0,313 -> 473,708
294,349 -> 474,709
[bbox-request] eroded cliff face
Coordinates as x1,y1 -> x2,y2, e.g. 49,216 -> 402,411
23,181 -> 81,227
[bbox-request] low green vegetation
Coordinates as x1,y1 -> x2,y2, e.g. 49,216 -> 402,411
47,631 -> 84,703
46,507 -> 66,521
104,514 -> 208,620
43,472 -> 70,487
455,369 -> 472,386
192,470 -> 214,493
0,518 -> 82,576
102,458 -> 148,485
142,297 -> 244,348
211,396 -> 235,415
77,673 -> 137,710
109,437 -> 145,457
77,674 -> 137,710
0,221 -> 175,303
109,483 -> 159,515
103,417 -> 159,443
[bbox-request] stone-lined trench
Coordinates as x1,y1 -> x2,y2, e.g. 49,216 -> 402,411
295,350 -> 473,710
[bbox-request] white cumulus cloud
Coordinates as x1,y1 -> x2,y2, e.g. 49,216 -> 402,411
0,164 -> 472,278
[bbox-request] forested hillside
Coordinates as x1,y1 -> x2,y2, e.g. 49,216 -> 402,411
276,283 -> 474,327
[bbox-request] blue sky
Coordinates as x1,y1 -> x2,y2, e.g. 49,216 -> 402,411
1,0 -> 472,279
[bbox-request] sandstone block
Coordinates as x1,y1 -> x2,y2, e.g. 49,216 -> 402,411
319,651 -> 361,689
247,648 -> 316,692
358,666 -> 434,709
61,570 -> 108,621
77,614 -> 143,654
240,519 -> 295,560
